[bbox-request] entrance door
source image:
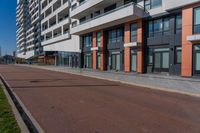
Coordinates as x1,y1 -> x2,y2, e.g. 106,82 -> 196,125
154,48 -> 169,72
131,49 -> 137,72
111,53 -> 120,71
194,45 -> 200,75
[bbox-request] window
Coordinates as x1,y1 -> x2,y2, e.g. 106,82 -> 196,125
176,15 -> 182,33
154,19 -> 162,33
148,17 -> 170,37
124,0 -> 136,4
79,17 -> 86,24
148,21 -> 153,37
96,32 -> 101,47
83,34 -> 92,47
145,0 -> 162,10
163,18 -> 170,35
175,47 -> 182,64
194,7 -> 200,34
104,4 -> 116,13
108,28 -> 123,44
130,23 -> 137,42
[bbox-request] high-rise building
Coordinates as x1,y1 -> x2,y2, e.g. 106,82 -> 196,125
16,0 -> 42,59
16,0 -> 29,58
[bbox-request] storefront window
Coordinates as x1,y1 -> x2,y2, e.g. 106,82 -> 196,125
84,53 -> 92,68
175,47 -> 182,64
194,45 -> 200,74
194,7 -> 200,34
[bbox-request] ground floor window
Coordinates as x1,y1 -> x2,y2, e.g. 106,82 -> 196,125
194,44 -> 200,75
97,52 -> 101,69
109,52 -> 121,71
131,49 -> 137,72
148,48 -> 170,72
84,53 -> 92,68
154,48 -> 169,72
57,52 -> 79,68
175,47 -> 182,64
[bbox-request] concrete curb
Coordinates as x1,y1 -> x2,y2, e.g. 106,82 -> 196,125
0,80 -> 29,133
0,74 -> 45,133
25,65 -> 200,98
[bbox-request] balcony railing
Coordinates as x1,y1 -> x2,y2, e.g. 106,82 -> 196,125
74,2 -> 147,28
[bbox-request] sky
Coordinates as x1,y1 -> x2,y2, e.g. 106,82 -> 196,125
0,1 -> 17,55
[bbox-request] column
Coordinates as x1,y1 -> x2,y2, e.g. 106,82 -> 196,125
137,20 -> 144,73
100,30 -> 106,71
181,7 -> 193,77
92,32 -> 97,69
124,22 -> 131,72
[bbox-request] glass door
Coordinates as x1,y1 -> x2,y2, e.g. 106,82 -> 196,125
194,45 -> 200,75
131,49 -> 137,72
154,48 -> 169,72
111,53 -> 121,71
97,52 -> 101,69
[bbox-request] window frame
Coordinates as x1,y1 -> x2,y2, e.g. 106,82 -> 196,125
193,7 -> 200,34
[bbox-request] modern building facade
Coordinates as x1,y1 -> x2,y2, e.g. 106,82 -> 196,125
40,0 -> 80,66
16,0 -> 200,77
16,0 -> 28,58
16,0 -> 42,59
69,0 -> 200,77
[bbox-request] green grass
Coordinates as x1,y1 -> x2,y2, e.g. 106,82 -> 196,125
0,86 -> 21,133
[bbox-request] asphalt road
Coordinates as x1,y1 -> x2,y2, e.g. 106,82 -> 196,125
0,65 -> 200,133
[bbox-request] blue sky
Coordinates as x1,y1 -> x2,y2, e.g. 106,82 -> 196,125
0,1 -> 17,55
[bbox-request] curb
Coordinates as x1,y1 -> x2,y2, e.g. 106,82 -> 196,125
0,80 -> 29,133
0,75 -> 45,133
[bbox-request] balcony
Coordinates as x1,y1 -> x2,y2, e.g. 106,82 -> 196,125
71,2 -> 146,35
70,0 -> 104,18
41,33 -> 70,46
164,0 -> 200,10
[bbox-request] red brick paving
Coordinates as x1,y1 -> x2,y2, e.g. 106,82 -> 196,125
0,65 -> 200,133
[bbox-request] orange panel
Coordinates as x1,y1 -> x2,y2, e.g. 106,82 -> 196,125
124,23 -> 131,72
137,20 -> 144,73
181,7 -> 193,76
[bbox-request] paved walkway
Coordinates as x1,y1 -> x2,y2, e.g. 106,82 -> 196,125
24,64 -> 200,97
0,65 -> 200,133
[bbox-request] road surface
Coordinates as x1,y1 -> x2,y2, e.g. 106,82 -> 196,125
0,65 -> 200,133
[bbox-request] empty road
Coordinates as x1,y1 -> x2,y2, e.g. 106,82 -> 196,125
0,65 -> 200,133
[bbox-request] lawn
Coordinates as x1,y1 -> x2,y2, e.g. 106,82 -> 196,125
0,86 -> 21,133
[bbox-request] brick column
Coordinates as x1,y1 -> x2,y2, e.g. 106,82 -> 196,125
181,7 -> 193,77
137,20 -> 144,73
124,22 -> 131,72
100,30 -> 106,71
92,32 -> 97,69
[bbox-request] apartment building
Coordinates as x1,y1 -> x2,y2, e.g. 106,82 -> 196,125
40,0 -> 80,66
69,0 -> 200,77
16,0 -> 28,58
16,0 -> 42,59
